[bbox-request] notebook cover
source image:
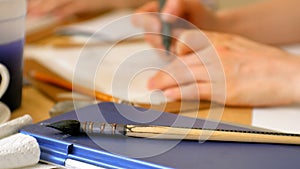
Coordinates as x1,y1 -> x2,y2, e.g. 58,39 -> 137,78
20,102 -> 300,169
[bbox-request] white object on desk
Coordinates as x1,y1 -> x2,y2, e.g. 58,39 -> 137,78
0,114 -> 32,139
17,163 -> 64,169
65,159 -> 105,169
0,133 -> 40,169
252,44 -> 300,134
0,101 -> 11,124
252,107 -> 300,134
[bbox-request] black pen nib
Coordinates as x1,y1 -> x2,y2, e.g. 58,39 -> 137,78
46,120 -> 81,135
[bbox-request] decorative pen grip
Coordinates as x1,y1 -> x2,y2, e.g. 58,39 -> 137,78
80,122 -> 125,135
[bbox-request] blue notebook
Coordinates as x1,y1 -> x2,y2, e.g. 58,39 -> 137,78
20,102 -> 300,169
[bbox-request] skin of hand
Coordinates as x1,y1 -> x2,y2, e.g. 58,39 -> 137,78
148,30 -> 300,107
133,0 -> 217,28
27,0 -> 101,18
133,0 -> 300,45
28,0 -> 148,19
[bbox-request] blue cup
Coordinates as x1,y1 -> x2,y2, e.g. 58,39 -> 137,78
0,0 -> 26,111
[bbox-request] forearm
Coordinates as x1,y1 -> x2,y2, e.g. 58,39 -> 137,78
214,0 -> 300,45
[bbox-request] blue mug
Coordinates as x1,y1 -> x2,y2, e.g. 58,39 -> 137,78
0,0 -> 26,111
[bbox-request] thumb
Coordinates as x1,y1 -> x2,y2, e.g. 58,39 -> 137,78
176,30 -> 211,56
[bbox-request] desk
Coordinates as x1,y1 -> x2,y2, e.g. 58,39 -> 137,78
11,86 -> 53,123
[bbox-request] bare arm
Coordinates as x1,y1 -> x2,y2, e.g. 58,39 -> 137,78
215,0 -> 300,45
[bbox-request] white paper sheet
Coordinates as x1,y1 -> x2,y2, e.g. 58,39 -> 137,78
252,106 -> 300,134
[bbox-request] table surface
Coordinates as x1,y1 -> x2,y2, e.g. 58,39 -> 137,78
11,86 -> 53,123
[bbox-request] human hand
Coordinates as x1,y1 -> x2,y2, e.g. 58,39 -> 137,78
148,30 -> 300,107
132,0 -> 218,52
133,0 -> 217,28
27,0 -> 112,19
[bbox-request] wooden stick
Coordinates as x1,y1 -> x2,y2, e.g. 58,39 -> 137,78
126,125 -> 300,145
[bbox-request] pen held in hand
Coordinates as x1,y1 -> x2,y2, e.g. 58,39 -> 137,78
159,0 -> 172,55
46,120 -> 300,145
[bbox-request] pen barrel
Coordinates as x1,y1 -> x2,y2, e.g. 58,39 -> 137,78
80,122 -> 125,135
159,0 -> 167,11
159,0 -> 172,53
161,23 -> 171,50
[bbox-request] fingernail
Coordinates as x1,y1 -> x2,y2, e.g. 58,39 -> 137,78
145,22 -> 160,33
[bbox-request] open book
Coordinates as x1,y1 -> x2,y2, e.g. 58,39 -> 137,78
56,10 -> 143,42
25,42 -> 209,112
25,42 -> 168,103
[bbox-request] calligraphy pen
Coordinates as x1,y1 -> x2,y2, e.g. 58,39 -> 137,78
46,120 -> 300,145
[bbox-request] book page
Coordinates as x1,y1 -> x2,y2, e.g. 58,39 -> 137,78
25,42 -> 173,104
56,10 -> 143,42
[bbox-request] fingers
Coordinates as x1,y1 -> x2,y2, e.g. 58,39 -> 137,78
149,63 -> 210,90
133,13 -> 161,33
164,83 -> 211,100
134,0 -> 184,21
27,0 -> 47,16
132,12 -> 162,49
132,0 -> 186,50
147,29 -> 223,101
148,54 -> 210,90
27,0 -> 72,17
144,33 -> 164,50
161,0 -> 184,22
55,1 -> 89,19
135,1 -> 159,13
